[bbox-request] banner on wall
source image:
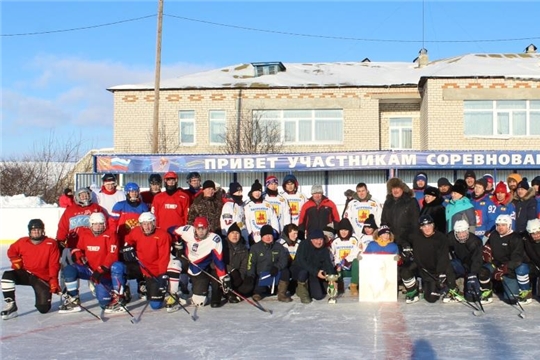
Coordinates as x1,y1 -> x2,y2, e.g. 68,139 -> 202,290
94,151 -> 540,173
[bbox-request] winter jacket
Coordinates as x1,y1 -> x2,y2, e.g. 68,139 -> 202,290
420,196 -> 447,233
246,241 -> 289,278
446,232 -> 483,275
380,180 -> 420,247
445,196 -> 475,233
523,234 -> 540,271
188,192 -> 224,233
514,188 -> 537,234
298,196 -> 340,235
223,238 -> 249,279
487,231 -> 525,270
292,238 -> 336,277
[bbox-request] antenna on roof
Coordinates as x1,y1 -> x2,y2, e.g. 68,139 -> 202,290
525,44 -> 537,53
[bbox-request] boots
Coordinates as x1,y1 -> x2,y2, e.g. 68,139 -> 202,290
277,281 -> 293,302
349,283 -> 359,297
296,281 -> 311,304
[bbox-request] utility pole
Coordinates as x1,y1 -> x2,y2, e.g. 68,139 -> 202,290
151,0 -> 164,153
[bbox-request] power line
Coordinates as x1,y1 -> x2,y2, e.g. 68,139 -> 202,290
165,13 -> 540,44
1,15 -> 155,37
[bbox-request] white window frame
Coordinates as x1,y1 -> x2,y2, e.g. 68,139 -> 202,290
464,100 -> 540,137
179,110 -> 195,146
209,110 -> 226,145
253,109 -> 343,144
389,117 -> 413,149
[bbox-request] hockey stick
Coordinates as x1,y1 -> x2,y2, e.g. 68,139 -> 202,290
500,278 -> 525,319
26,270 -> 103,321
136,259 -> 196,321
180,255 -> 273,314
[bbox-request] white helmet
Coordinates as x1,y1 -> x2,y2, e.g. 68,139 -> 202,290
495,214 -> 513,226
139,212 -> 156,223
526,219 -> 540,233
89,212 -> 106,225
454,220 -> 469,232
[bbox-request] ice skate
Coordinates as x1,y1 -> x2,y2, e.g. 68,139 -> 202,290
104,293 -> 127,314
59,295 -> 82,314
1,298 -> 18,320
165,293 -> 181,313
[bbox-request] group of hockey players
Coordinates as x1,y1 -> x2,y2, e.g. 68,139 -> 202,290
2,169 -> 540,320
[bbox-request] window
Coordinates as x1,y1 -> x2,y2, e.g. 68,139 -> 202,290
179,110 -> 195,145
389,117 -> 412,149
209,110 -> 226,144
464,100 -> 540,137
251,62 -> 286,77
253,109 -> 343,144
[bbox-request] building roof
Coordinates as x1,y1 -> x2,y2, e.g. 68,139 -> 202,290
108,53 -> 540,91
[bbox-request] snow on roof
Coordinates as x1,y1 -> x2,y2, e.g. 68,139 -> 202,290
108,53 -> 540,91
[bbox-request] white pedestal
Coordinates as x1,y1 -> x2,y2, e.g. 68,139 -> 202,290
358,254 -> 398,302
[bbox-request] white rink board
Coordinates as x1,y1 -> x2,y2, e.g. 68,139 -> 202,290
359,254 -> 398,302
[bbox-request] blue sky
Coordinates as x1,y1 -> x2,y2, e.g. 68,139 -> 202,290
1,1 -> 539,159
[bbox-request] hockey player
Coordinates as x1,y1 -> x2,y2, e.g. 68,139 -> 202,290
491,181 -> 516,234
185,171 -> 202,199
151,171 -> 191,233
343,182 -> 383,237
110,182 -> 149,244
331,218 -> 360,295
220,181 -> 249,241
244,179 -> 279,245
280,174 -> 308,226
244,225 -> 292,302
173,217 -> 231,308
357,214 -> 378,252
61,213 -> 127,313
523,219 -> 540,294
96,173 -> 125,216
446,220 -> 484,303
481,214 -> 532,305
470,178 -> 497,239
264,176 -> 288,232
123,212 -> 182,312
140,173 -> 162,209
1,219 -> 60,320
400,215 -> 452,304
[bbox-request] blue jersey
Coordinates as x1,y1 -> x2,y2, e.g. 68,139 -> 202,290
364,241 -> 399,255
470,194 -> 497,237
493,202 -> 516,232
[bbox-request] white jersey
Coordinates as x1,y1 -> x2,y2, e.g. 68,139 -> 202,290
280,191 -> 308,226
278,238 -> 301,261
264,194 -> 289,232
244,200 -> 279,243
220,200 -> 249,240
97,190 -> 125,216
330,236 -> 361,265
343,198 -> 382,237
357,233 -> 374,253
173,225 -> 226,277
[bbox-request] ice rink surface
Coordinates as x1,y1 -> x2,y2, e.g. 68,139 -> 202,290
1,245 -> 539,360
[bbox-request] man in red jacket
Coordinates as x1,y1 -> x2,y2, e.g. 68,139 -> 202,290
298,184 -> 340,239
1,219 -> 61,320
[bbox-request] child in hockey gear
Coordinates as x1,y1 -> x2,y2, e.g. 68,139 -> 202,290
331,218 -> 360,295
326,274 -> 340,303
2,219 -> 61,320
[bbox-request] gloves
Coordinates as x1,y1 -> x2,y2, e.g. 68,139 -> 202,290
90,266 -> 110,284
401,246 -> 414,261
238,276 -> 254,295
466,275 -> 481,296
493,264 -> 508,281
10,257 -> 23,270
482,244 -> 492,263
172,241 -> 184,258
341,259 -> 352,271
269,266 -> 279,277
438,274 -> 447,289
158,274 -> 169,296
122,246 -> 137,262
70,249 -> 87,265
56,238 -> 67,249
221,274 -> 232,294
49,278 -> 61,294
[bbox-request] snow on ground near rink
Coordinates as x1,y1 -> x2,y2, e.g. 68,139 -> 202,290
1,242 -> 540,360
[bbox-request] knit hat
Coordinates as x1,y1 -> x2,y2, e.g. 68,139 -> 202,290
415,173 -> 427,182
437,177 -> 452,187
363,214 -> 378,229
377,225 -> 391,236
250,180 -> 263,192
495,181 -> 508,194
483,174 -> 494,185
260,225 -> 274,238
344,189 -> 355,197
227,223 -> 242,235
423,186 -> 439,197
308,229 -> 325,240
451,179 -> 468,196
311,184 -> 324,194
265,175 -> 279,187
516,178 -> 530,190
464,170 -> 476,180
475,178 -> 488,190
229,182 -> 242,194
507,173 -> 522,184
202,180 -> 216,190
282,174 -> 298,187
532,176 -> 540,187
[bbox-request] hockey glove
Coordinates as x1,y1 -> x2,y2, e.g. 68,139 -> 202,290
437,274 -> 447,290
493,264 -> 508,281
157,274 -> 169,296
10,257 -> 23,270
466,275 -> 481,297
269,266 -> 279,277
172,241 -> 184,259
56,238 -> 67,249
401,246 -> 414,262
91,266 -> 110,284
482,244 -> 493,264
70,249 -> 87,266
49,278 -> 61,294
341,259 -> 352,271
221,274 -> 232,294
122,246 -> 137,262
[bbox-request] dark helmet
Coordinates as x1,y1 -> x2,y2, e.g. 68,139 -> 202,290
28,219 -> 45,232
418,215 -> 434,226
148,173 -> 162,184
102,173 -> 116,183
186,172 -> 201,182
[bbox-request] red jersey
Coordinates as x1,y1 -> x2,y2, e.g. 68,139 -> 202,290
151,189 -> 190,232
56,203 -> 107,248
8,236 -> 60,283
140,190 -> 160,209
124,226 -> 172,277
75,227 -> 120,270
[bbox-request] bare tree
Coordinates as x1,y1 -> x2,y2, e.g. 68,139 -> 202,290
221,110 -> 284,154
0,131 -> 88,204
145,115 -> 182,153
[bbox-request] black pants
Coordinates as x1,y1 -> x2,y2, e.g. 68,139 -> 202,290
191,267 -> 222,304
291,266 -> 327,300
2,270 -> 52,313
